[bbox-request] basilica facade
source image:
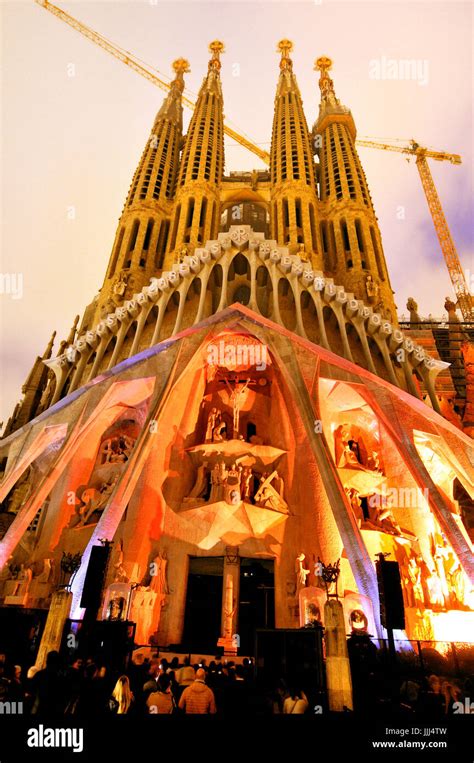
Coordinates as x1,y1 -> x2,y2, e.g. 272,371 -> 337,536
0,41 -> 473,658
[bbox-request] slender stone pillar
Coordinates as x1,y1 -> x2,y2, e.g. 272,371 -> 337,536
218,551 -> 240,655
324,598 -> 353,711
35,589 -> 73,670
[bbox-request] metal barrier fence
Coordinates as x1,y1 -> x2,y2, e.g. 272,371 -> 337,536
372,639 -> 474,680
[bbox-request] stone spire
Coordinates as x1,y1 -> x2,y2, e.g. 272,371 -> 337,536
91,58 -> 189,327
164,42 -> 225,266
313,55 -> 397,322
270,40 -> 321,263
66,316 -> 80,346
315,56 -> 346,114
155,58 -> 189,124
2,329 -> 58,435
42,330 -> 56,360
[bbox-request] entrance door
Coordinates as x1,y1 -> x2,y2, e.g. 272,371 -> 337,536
182,557 -> 224,654
238,559 -> 275,655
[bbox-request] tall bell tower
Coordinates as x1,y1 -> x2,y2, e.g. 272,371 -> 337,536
88,57 -> 190,328
270,40 -> 322,265
313,56 -> 397,321
164,41 -> 225,268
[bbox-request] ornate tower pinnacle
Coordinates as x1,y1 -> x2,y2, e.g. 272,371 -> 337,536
313,55 -> 397,321
155,58 -> 190,120
315,56 -> 336,100
208,40 -> 224,70
165,42 -> 225,265
173,57 -> 191,76
270,41 -> 321,263
42,330 -> 56,360
314,55 -> 351,127
66,316 -> 80,346
278,39 -> 293,69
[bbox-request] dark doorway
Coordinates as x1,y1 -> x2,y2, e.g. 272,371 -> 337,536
182,557 -> 224,653
238,559 -> 275,655
0,608 -> 47,667
246,421 -> 257,440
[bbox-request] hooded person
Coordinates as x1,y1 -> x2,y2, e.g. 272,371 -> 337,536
178,668 -> 216,714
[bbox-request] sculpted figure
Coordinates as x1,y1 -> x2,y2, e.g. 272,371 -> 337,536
225,378 -> 251,439
446,558 -> 465,607
109,435 -> 134,464
367,493 -> 402,535
295,554 -> 310,591
205,408 -> 219,443
341,442 -> 362,468
298,243 -> 309,262
426,570 -> 445,608
365,275 -> 379,304
345,487 -> 364,526
444,296 -> 459,322
367,451 -> 381,472
224,464 -> 242,505
407,297 -> 422,323
431,534 -> 451,603
407,556 -> 425,607
150,552 -> 169,596
254,471 -> 288,512
112,540 -> 128,583
35,558 -> 53,584
112,273 -> 127,298
187,461 -> 209,500
212,415 -> 227,442
334,423 -> 352,466
241,467 -> 253,501
12,565 -> 32,597
75,474 -> 119,526
210,461 -> 228,502
100,297 -> 116,319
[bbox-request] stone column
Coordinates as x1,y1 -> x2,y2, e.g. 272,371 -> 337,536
35,589 -> 73,670
324,598 -> 353,711
218,550 -> 240,654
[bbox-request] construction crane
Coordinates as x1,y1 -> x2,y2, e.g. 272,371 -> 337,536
33,0 -> 270,164
357,139 -> 472,321
34,0 -> 472,319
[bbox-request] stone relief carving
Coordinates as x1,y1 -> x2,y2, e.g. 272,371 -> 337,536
68,473 -> 119,528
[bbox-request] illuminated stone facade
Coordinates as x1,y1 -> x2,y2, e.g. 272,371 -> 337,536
1,42 -> 473,654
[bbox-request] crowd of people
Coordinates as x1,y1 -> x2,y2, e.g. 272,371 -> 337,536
0,648 -> 470,717
346,633 -> 473,716
0,650 -> 312,716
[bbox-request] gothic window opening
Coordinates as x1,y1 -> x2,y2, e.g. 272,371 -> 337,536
370,226 -> 385,280
184,198 -> 195,243
169,204 -> 181,253
143,219 -> 154,251
109,226 -> 125,278
210,201 -> 217,239
155,220 -> 170,269
273,202 -> 279,241
198,198 -> 208,243
295,198 -> 302,229
309,204 -> 318,253
125,219 -> 140,269
233,284 -> 251,306
283,199 -> 290,242
340,219 -> 350,252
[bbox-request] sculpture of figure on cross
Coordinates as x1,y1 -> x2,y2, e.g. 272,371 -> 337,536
224,377 -> 251,439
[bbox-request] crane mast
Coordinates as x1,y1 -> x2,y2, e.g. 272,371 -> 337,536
34,0 -> 270,164
358,139 -> 472,321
